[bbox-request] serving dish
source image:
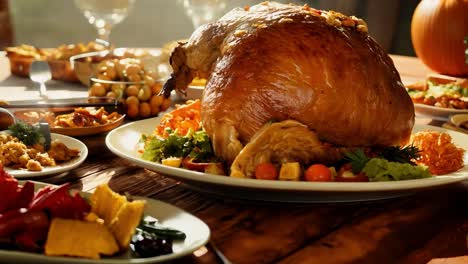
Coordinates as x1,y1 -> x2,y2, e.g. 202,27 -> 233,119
12,107 -> 125,137
70,47 -> 163,86
106,117 -> 468,203
414,103 -> 468,120
4,133 -> 88,178
50,114 -> 126,137
0,181 -> 211,264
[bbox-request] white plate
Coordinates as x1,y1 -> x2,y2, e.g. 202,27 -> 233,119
0,182 -> 210,264
414,103 -> 468,121
105,117 -> 468,203
4,133 -> 88,178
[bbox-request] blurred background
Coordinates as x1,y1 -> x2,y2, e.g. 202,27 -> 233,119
1,0 -> 419,55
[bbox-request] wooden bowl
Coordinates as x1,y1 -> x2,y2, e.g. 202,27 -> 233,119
7,55 -> 36,77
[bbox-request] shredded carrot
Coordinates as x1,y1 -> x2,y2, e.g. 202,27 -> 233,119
410,131 -> 465,175
154,100 -> 201,138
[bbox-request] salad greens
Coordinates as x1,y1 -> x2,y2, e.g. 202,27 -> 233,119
141,128 -> 217,163
426,80 -> 468,98
406,80 -> 468,99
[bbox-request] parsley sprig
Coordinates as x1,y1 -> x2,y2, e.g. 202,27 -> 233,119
344,146 -> 421,174
345,149 -> 369,174
8,121 -> 44,146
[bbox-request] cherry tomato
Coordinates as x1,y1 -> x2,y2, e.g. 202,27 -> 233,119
305,164 -> 332,182
255,163 -> 278,180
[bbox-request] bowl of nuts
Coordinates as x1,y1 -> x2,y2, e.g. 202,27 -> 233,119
70,47 -> 165,86
88,57 -> 171,119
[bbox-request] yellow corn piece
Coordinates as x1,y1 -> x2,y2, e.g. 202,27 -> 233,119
279,162 -> 301,181
45,218 -> 119,259
110,200 -> 146,249
90,183 -> 146,249
90,184 -> 127,224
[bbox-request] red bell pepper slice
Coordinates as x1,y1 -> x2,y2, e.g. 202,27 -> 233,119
0,208 -> 28,223
30,183 -> 90,220
0,210 -> 49,238
14,224 -> 50,252
4,181 -> 35,212
0,165 -> 20,214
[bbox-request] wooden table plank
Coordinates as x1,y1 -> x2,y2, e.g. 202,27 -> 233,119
277,185 -> 468,264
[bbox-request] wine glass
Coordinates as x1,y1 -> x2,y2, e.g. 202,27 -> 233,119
178,0 -> 227,29
74,0 -> 136,43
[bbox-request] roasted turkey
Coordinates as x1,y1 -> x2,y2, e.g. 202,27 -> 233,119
163,2 -> 415,168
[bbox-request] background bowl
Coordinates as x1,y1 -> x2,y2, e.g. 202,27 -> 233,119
69,50 -> 110,86
70,48 -> 165,87
48,59 -> 79,82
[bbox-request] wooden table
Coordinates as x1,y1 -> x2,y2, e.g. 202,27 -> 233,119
1,55 -> 468,264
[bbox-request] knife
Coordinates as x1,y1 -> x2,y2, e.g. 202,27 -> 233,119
38,122 -> 52,150
1,96 -> 124,112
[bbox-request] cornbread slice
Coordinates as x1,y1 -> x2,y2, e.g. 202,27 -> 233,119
45,218 -> 119,259
90,184 -> 127,224
90,183 -> 146,249
110,200 -> 146,248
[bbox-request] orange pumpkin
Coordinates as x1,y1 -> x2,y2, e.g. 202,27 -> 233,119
411,0 -> 468,77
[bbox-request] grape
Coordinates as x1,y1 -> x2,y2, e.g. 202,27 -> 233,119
131,232 -> 173,258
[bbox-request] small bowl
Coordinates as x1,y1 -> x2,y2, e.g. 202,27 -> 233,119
0,107 -> 16,130
47,59 -> 79,82
6,55 -> 37,77
450,114 -> 468,128
70,50 -> 112,86
70,48 -> 165,86
90,77 -> 145,86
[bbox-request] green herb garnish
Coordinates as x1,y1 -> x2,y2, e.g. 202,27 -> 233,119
344,145 -> 421,174
8,121 -> 43,146
344,149 -> 370,174
378,145 -> 420,165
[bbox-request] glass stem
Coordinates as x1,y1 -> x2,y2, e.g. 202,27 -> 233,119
97,25 -> 112,42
